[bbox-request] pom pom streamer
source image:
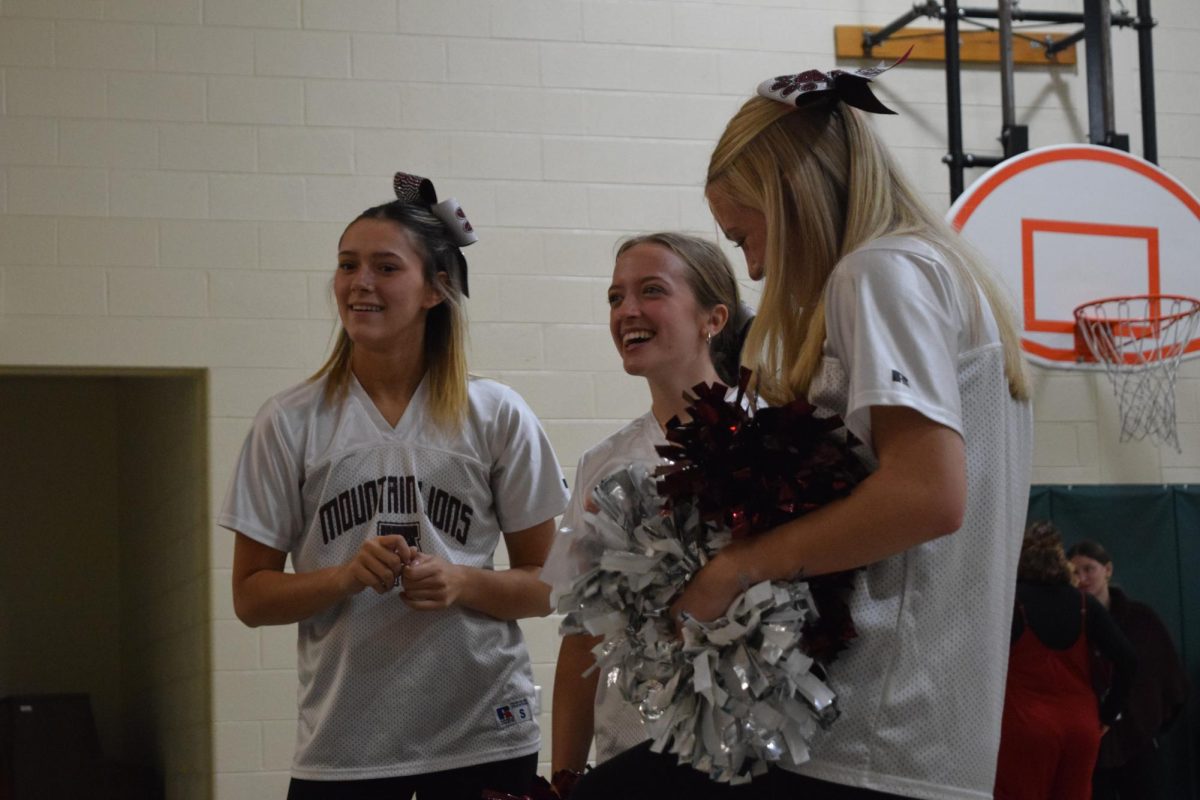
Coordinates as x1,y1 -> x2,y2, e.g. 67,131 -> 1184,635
553,371 -> 868,784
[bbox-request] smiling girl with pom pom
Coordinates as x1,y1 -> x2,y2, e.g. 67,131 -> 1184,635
545,233 -> 752,788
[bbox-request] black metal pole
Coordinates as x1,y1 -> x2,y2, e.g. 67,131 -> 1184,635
959,7 -> 1135,26
999,0 -> 1016,131
863,4 -> 926,50
1082,0 -> 1109,145
965,155 -> 1005,168
1045,28 -> 1086,58
997,0 -> 1029,158
1098,0 -> 1117,136
1136,0 -> 1158,163
944,0 -> 965,199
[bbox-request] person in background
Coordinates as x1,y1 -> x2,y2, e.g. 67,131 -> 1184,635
1068,538 -> 1189,800
547,232 -> 752,787
220,173 -> 569,800
994,522 -> 1137,800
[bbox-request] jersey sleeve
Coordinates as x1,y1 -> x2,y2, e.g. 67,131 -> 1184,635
822,244 -> 967,448
216,399 -> 305,554
540,452 -> 595,604
559,452 -> 593,538
489,389 -> 570,534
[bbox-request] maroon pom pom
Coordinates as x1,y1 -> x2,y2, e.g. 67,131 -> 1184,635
652,367 -> 868,662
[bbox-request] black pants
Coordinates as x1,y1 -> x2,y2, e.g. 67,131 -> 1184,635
286,753 -> 538,800
1092,744 -> 1167,800
572,741 -> 906,800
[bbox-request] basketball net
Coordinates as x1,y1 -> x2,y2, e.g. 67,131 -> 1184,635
1074,295 -> 1200,452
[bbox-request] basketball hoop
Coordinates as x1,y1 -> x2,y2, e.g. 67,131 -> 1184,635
1073,294 -> 1200,452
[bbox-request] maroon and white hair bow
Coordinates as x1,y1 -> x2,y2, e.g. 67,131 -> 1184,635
756,47 -> 912,115
393,172 -> 478,249
393,171 -> 476,296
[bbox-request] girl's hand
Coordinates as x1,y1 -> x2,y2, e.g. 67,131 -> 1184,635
669,547 -> 747,625
338,534 -> 410,595
400,553 -> 467,610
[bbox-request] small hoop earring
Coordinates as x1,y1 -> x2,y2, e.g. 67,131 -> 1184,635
706,331 -> 713,344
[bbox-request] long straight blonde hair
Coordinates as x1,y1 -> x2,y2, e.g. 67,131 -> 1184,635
707,95 -> 1029,405
312,201 -> 469,429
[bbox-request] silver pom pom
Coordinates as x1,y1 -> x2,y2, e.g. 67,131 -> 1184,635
554,464 -> 841,783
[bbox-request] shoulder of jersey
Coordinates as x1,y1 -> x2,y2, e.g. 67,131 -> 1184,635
843,234 -> 942,268
466,375 -> 527,415
258,377 -> 325,420
831,235 -> 955,296
579,413 -> 656,468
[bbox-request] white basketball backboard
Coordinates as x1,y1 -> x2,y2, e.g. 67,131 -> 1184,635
949,144 -> 1200,369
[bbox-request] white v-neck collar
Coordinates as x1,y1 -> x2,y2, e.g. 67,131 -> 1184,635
638,411 -> 667,447
349,371 -> 428,435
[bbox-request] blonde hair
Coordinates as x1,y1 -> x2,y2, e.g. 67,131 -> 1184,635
616,232 -> 752,385
707,96 -> 1029,405
311,201 -> 469,429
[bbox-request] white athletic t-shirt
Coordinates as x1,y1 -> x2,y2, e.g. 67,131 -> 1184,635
219,375 -> 569,780
788,236 -> 1033,799
553,412 -> 664,764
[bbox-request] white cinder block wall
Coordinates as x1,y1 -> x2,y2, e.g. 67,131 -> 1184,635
0,1 -> 1197,797
115,375 -> 211,800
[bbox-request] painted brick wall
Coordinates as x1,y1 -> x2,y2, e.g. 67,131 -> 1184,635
0,1 -> 1198,796
115,375 -> 212,800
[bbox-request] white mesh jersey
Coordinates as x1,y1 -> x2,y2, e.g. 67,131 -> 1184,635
787,236 -> 1033,799
218,374 -> 569,781
552,412 -> 663,763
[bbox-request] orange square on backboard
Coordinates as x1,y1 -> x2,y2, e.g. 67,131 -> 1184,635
1020,219 -> 1159,334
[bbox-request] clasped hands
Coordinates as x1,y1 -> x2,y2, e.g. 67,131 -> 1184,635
338,534 -> 465,610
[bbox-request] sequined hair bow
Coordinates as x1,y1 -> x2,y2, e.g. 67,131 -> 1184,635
393,171 -> 476,296
756,47 -> 912,115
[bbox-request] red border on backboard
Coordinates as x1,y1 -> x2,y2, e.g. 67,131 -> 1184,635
952,146 -> 1200,363
1021,219 -> 1159,334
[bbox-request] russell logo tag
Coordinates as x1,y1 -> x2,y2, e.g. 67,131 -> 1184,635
494,698 -> 532,728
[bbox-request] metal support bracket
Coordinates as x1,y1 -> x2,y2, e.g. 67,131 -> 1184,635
857,1 -> 1158,200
